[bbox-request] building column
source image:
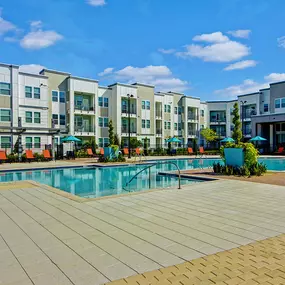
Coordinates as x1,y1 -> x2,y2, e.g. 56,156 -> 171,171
270,124 -> 274,152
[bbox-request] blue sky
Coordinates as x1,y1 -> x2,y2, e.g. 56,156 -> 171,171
1,0 -> 285,100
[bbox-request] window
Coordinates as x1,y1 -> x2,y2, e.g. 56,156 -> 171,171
98,138 -> 103,147
98,117 -> 103,127
98,97 -> 103,107
26,137 -> 32,149
167,105 -> 171,113
174,107 -> 178,114
104,97 -> 108,107
282,99 -> 285,108
103,138 -> 109,147
25,86 -> 32,98
52,91 -> 58,102
0,82 -> 11,95
201,125 -> 205,130
103,117 -> 109,127
142,119 -> 146,128
59,91 -> 65,103
178,123 -> 181,130
178,107 -> 182,115
34,112 -> 41,124
142,101 -> 146,110
168,122 -> 171,129
52,114 -> 58,125
146,120 -> 150,128
1,136 -> 11,148
275,99 -> 281,109
181,107 -> 184,113
164,121 -> 167,129
34,87 -> 40,99
200,110 -> 204,117
25,111 -> 33,123
146,101 -> 150,110
264,104 -> 269,113
60,115 -> 65,125
0,109 -> 11,122
276,124 -> 281,132
174,123 -> 178,130
164,105 -> 167,112
34,137 -> 41,148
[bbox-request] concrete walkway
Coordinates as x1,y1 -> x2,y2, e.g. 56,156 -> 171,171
1,179 -> 285,284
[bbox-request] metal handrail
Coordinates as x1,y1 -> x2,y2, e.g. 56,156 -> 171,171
134,152 -> 146,163
124,161 -> 181,191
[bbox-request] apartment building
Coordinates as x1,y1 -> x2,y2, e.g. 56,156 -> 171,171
1,61 -> 285,153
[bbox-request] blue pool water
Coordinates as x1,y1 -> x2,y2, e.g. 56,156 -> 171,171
0,157 -> 284,198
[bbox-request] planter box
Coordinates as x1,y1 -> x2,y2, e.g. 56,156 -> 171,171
224,148 -> 244,167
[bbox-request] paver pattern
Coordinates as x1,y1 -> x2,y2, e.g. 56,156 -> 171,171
1,179 -> 285,285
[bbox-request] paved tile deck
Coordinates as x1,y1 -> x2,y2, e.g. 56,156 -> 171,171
1,179 -> 285,284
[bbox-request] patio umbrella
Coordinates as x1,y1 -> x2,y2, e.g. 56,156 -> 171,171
249,136 -> 267,142
220,137 -> 235,143
166,137 -> 182,143
62,136 -> 81,142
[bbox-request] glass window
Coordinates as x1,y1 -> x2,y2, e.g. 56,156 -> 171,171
142,119 -> 146,128
164,105 -> 167,112
282,123 -> 285,132
98,138 -> 103,147
275,99 -> 281,109
282,98 -> 285,108
52,91 -> 58,102
200,110 -> 204,117
276,123 -> 281,132
34,87 -> 40,99
104,97 -> 108,107
0,109 -> 11,122
104,138 -> 109,147
146,101 -> 150,110
181,107 -> 184,113
25,111 -> 33,123
164,121 -> 167,129
167,105 -> 171,113
25,86 -> 32,98
0,82 -> 11,95
60,115 -> 65,125
34,112 -> 41,124
52,114 -> 58,125
25,137 -> 32,149
59,91 -> 65,103
98,117 -> 103,127
1,136 -> 11,148
98,97 -> 103,107
34,137 -> 41,148
146,120 -> 150,128
174,107 -> 177,114
178,123 -> 181,130
142,101 -> 145,110
174,123 -> 178,130
178,107 -> 182,115
168,122 -> 171,129
103,117 -> 109,127
264,103 -> 269,112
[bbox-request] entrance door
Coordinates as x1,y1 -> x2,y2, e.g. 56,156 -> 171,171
83,119 -> 90,132
83,98 -> 89,111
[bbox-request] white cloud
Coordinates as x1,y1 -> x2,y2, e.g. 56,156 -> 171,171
215,73 -> 285,98
20,22 -> 62,49
278,36 -> 285,48
158,48 -> 176,54
224,60 -> 257,71
193,32 -> 229,43
177,40 -> 250,62
228,30 -> 251,39
98,67 -> 114,76
100,65 -> 189,92
19,64 -> 45,74
0,10 -> 16,35
87,0 -> 106,6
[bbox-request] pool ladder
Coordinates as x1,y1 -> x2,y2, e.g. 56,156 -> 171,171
124,161 -> 182,192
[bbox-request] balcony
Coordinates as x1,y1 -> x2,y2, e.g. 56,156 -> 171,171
216,131 -> 226,137
188,130 -> 198,137
74,105 -> 95,115
156,129 -> 162,137
121,127 -> 137,136
188,114 -> 199,121
244,110 -> 257,119
121,107 -> 137,117
155,111 -> 162,119
210,118 -> 227,124
74,125 -> 95,136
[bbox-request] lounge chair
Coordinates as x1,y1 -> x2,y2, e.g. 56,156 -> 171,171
188,147 -> 194,155
87,148 -> 95,157
135,148 -> 142,156
0,151 -> 8,164
99,148 -> 104,156
25,150 -> 35,163
43,150 -> 52,161
277,147 -> 284,154
197,146 -> 205,158
123,148 -> 129,156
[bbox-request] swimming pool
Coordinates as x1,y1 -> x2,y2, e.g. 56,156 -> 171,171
0,157 -> 284,198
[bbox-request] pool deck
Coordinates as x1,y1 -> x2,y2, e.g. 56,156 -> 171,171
1,179 -> 285,284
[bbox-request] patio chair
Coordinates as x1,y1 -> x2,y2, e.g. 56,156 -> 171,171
43,150 -> 52,161
188,147 -> 194,155
197,146 -> 206,158
0,151 -> 8,164
99,148 -> 104,156
123,148 -> 129,156
87,148 -> 95,157
25,150 -> 35,163
277,147 -> 284,154
135,148 -> 142,156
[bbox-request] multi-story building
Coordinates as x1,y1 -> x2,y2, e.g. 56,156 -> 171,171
1,61 -> 285,153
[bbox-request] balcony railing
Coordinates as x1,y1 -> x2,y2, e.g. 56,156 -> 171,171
121,108 -> 137,115
156,129 -> 162,135
74,126 -> 94,132
188,115 -> 199,121
216,131 -> 226,137
156,111 -> 162,117
244,110 -> 257,119
210,118 -> 227,123
121,127 -> 137,134
188,131 -> 198,136
75,105 -> 95,112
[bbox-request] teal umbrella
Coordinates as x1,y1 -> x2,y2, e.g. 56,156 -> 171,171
62,136 -> 81,142
166,137 -> 182,143
220,137 -> 235,143
249,136 -> 267,142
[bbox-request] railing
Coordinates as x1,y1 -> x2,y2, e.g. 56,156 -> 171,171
244,110 -> 256,119
124,161 -> 181,191
121,127 -> 137,134
74,126 -> 94,132
121,108 -> 137,115
155,111 -> 162,117
188,131 -> 198,136
75,105 -> 95,112
210,118 -> 226,123
156,129 -> 162,135
188,115 -> 199,121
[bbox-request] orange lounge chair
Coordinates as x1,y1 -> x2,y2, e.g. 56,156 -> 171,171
277,147 -> 284,154
123,148 -> 129,156
0,151 -> 8,163
100,148 -> 104,155
43,150 -> 52,160
188,147 -> 194,155
87,148 -> 95,157
197,146 -> 205,157
135,148 -> 142,155
25,150 -> 35,162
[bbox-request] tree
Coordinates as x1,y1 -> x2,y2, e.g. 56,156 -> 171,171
114,133 -> 120,146
232,102 -> 242,143
130,137 -> 142,149
108,120 -> 114,146
83,137 -> 97,152
200,128 -> 218,147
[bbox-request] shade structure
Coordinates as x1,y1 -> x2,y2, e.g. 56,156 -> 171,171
166,137 -> 182,143
62,136 -> 81,142
220,137 -> 235,143
249,136 -> 267,142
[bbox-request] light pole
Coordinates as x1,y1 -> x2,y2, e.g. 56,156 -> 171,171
240,100 -> 247,141
127,94 -> 134,159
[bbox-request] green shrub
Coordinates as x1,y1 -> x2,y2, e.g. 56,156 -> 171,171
7,153 -> 18,163
75,149 -> 89,158
34,152 -> 45,162
98,153 -> 126,163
